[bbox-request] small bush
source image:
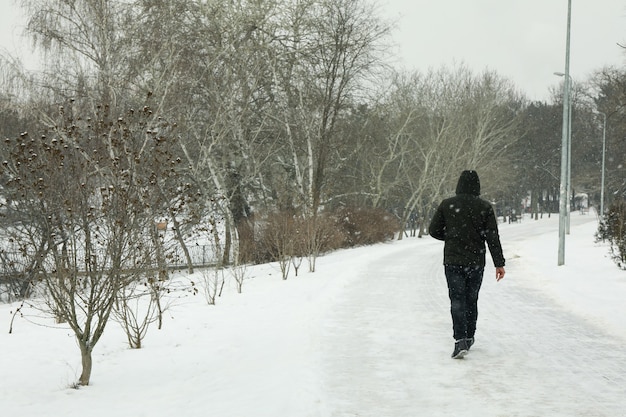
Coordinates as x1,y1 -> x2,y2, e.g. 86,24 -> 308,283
252,207 -> 399,275
302,213 -> 345,253
332,206 -> 400,247
261,211 -> 297,278
596,200 -> 626,269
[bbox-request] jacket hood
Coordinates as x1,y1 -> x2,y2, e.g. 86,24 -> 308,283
455,170 -> 481,196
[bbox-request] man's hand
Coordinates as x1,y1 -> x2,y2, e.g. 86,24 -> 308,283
496,267 -> 505,282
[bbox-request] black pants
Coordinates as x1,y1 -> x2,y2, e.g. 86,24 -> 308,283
444,265 -> 484,341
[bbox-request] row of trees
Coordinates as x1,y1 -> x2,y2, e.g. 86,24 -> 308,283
0,0 -> 624,385
512,67 -> 626,221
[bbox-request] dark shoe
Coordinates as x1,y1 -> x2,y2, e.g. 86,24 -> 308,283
466,337 -> 475,350
451,339 -> 469,359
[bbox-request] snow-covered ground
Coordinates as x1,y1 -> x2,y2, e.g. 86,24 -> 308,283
2,211 -> 625,416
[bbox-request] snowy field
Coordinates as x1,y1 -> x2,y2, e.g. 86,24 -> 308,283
2,211 -> 625,417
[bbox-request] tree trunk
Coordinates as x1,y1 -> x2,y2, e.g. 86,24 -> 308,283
236,219 -> 255,264
78,341 -> 93,386
151,226 -> 168,282
222,221 -> 231,266
169,209 -> 193,274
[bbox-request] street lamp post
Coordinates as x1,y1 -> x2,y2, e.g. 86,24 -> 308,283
557,0 -> 572,266
554,71 -> 572,235
599,111 -> 607,217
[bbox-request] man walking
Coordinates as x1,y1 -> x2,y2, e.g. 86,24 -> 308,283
429,170 -> 506,359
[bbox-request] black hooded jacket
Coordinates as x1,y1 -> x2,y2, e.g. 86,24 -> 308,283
428,171 -> 505,268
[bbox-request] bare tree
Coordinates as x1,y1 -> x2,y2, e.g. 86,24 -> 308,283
126,0 -> 280,265
341,66 -> 523,238
262,212 -> 296,280
0,101 -> 184,385
200,267 -> 224,306
21,0 -> 135,105
230,260 -> 248,294
302,213 -> 342,272
113,278 -> 159,349
269,0 -> 390,215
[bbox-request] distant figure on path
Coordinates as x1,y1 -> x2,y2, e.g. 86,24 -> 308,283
428,170 -> 506,359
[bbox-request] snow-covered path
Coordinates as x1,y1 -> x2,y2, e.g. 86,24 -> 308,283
319,215 -> 626,417
3,213 -> 626,417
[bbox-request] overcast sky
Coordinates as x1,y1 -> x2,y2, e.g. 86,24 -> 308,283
1,1 -> 625,102
381,0 -> 626,101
